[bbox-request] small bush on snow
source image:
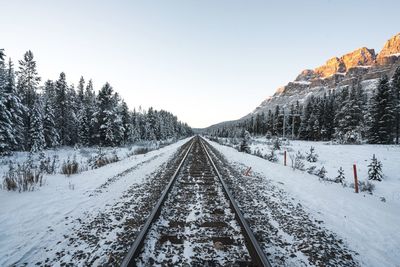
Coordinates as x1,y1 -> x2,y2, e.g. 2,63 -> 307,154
134,147 -> 152,155
290,151 -> 305,171
2,162 -> 43,192
316,166 -> 327,179
350,180 -> 375,194
306,165 -> 316,174
265,149 -> 278,162
306,146 -> 318,162
88,148 -> 119,169
61,156 -> 80,176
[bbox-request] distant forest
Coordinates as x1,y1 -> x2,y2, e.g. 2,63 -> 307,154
211,67 -> 400,145
0,49 -> 192,155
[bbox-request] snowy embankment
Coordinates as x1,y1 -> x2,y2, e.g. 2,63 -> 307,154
0,138 -> 190,266
208,139 -> 400,267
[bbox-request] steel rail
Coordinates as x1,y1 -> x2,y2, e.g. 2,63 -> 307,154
120,137 -> 195,267
200,137 -> 272,267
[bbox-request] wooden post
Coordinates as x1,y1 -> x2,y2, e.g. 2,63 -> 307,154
353,164 -> 359,193
244,167 -> 252,176
284,151 -> 287,166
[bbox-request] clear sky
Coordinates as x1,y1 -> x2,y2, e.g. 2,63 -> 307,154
1,0 -> 399,128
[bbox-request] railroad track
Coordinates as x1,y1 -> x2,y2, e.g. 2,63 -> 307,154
121,136 -> 271,267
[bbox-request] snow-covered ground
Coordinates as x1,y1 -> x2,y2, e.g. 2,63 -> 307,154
0,138 -> 190,266
248,137 -> 400,205
207,138 -> 400,267
0,140 -> 171,181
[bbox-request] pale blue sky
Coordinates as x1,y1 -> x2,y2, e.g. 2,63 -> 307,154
1,0 -> 399,127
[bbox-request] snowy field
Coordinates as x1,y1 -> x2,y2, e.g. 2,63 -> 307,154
0,138 -> 190,266
207,138 -> 400,267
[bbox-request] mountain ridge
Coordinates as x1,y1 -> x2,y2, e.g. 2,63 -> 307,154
205,33 -> 400,131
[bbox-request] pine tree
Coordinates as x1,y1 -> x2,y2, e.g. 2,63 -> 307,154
96,82 -> 118,146
4,58 -> 26,150
392,67 -> 400,144
66,84 -> 79,145
82,80 -> 97,146
120,101 -> 132,144
77,76 -> 86,145
0,90 -> 14,155
17,50 -> 41,150
368,76 -> 395,144
239,130 -> 251,153
368,154 -> 383,181
43,96 -> 59,148
335,167 -> 345,184
29,99 -> 45,152
54,72 -> 69,145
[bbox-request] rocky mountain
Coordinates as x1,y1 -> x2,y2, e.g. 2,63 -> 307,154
205,33 -> 400,131
248,33 -> 400,119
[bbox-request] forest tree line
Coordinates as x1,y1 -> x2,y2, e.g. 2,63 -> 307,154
212,67 -> 400,145
0,49 -> 192,155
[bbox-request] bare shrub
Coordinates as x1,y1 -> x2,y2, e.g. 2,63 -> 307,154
61,156 -> 79,176
88,148 -> 120,169
2,163 -> 43,192
134,147 -> 151,155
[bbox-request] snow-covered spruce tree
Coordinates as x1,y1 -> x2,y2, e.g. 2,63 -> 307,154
96,82 -> 120,146
110,92 -> 125,146
0,90 -> 14,155
239,130 -> 251,153
82,80 -> 97,146
54,72 -> 69,145
299,96 -> 314,140
120,100 -> 132,145
335,167 -> 345,184
16,50 -> 41,150
77,76 -> 86,145
29,99 -> 46,153
66,84 -> 80,145
42,96 -> 59,148
367,76 -> 395,144
392,66 -> 400,144
4,58 -> 26,150
336,82 -> 365,143
316,166 -> 327,179
0,51 -> 15,155
368,154 -> 383,181
306,146 -> 318,162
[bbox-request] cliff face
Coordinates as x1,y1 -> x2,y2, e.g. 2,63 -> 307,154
248,33 -> 400,118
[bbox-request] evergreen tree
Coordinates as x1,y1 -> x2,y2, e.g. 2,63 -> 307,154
43,96 -> 59,148
4,58 -> 26,150
367,76 -> 395,144
120,101 -> 131,144
335,167 -> 345,184
96,82 -> 118,146
54,72 -> 69,145
392,67 -> 400,144
368,154 -> 383,181
0,89 -> 14,155
29,99 -> 45,152
17,50 -> 41,149
239,130 -> 251,153
82,80 -> 97,146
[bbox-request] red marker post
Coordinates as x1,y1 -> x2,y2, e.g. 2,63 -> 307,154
353,164 -> 359,193
284,151 -> 287,166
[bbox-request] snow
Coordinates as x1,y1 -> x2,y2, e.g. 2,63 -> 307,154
208,138 -> 400,267
0,138 -> 190,266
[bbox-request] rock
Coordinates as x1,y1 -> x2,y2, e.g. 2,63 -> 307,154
377,33 -> 400,64
315,57 -> 346,78
341,47 -> 376,69
295,69 -> 317,81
